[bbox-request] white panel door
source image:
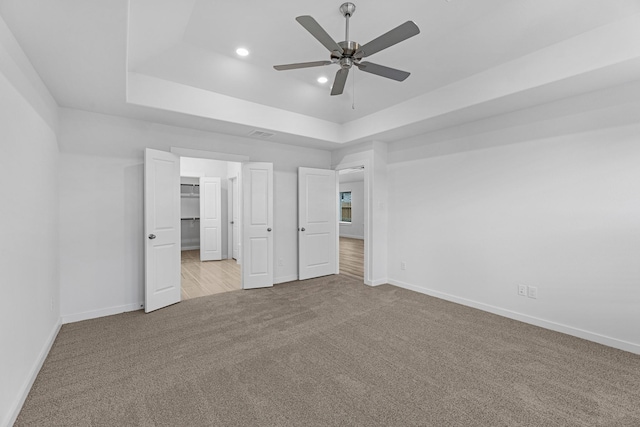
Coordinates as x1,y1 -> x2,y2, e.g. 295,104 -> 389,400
231,176 -> 240,261
200,177 -> 222,261
144,148 -> 181,312
298,167 -> 338,280
242,163 -> 273,289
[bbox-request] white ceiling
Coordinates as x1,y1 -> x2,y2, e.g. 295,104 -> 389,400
2,0 -> 640,149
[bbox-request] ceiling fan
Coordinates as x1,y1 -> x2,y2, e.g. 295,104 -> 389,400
273,2 -> 420,96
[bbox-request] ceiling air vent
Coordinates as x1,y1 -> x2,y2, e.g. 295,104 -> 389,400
248,130 -> 275,139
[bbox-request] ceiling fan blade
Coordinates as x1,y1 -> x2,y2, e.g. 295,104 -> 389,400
296,16 -> 344,54
355,61 -> 410,81
355,21 -> 420,58
274,61 -> 332,71
331,68 -> 349,96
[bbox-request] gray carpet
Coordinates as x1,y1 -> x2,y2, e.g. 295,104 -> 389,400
16,275 -> 640,426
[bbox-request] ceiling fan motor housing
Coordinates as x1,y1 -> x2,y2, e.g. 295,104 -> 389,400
338,41 -> 359,56
332,41 -> 360,69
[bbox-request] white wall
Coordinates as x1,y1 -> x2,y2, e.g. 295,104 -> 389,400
180,156 -> 229,178
385,81 -> 640,353
0,15 -> 60,427
58,108 -> 332,322
227,161 -> 241,181
339,180 -> 364,239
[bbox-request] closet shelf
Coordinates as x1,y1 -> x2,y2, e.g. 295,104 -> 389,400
180,183 -> 200,197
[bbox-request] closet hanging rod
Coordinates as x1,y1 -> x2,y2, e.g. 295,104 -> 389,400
180,183 -> 200,187
180,217 -> 200,221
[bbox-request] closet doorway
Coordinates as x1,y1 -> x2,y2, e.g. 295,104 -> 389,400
179,157 -> 242,300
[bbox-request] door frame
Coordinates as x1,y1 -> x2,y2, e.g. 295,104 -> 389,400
334,160 -> 371,285
170,147 -> 249,287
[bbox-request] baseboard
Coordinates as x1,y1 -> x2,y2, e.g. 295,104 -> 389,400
62,302 -> 142,324
365,277 -> 388,287
274,275 -> 298,285
4,318 -> 61,427
339,234 -> 364,240
388,279 -> 640,355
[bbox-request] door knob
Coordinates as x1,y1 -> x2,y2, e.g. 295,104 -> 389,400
300,227 -> 306,232
230,221 -> 234,224
148,234 -> 156,240
267,228 -> 272,232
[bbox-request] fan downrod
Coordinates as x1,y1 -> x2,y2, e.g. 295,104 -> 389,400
340,3 -> 356,43
334,4 -> 358,70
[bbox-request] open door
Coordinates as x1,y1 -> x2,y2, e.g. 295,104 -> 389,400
144,148 -> 181,312
200,177 -> 222,261
298,167 -> 339,280
242,162 -> 273,289
231,176 -> 240,261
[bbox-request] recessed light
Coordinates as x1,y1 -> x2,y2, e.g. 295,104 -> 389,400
236,47 -> 249,57
317,76 -> 328,84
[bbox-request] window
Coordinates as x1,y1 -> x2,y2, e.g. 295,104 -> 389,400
340,191 -> 352,222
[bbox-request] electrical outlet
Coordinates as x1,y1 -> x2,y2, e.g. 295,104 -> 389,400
278,258 -> 284,267
527,286 -> 538,299
50,297 -> 54,311
518,285 -> 527,296
400,261 -> 406,271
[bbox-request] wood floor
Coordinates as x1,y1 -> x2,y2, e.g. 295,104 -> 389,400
339,237 -> 364,279
182,238 -> 362,300
181,250 -> 241,300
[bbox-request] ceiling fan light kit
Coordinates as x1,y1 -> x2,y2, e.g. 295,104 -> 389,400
274,2 -> 420,96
